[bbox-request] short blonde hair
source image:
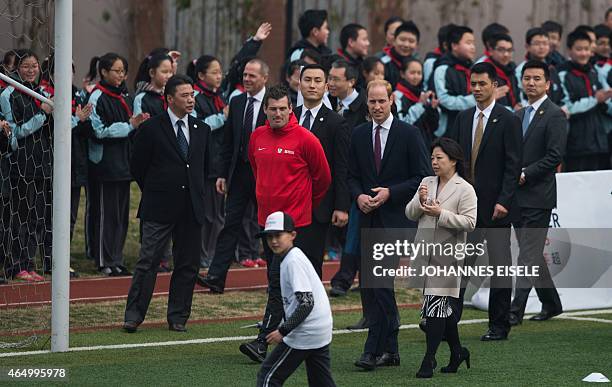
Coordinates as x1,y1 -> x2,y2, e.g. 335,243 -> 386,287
366,79 -> 393,98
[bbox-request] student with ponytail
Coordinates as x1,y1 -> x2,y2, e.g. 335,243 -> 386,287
86,52 -> 149,276
133,53 -> 174,118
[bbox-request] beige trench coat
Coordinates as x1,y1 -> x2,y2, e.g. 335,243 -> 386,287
405,173 -> 477,297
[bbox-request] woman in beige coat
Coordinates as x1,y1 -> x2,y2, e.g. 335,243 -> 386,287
405,137 -> 477,379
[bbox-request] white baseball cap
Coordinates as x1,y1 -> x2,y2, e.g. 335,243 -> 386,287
256,211 -> 296,237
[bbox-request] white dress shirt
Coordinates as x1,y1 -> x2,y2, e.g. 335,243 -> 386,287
244,86 -> 266,131
524,94 -> 548,125
339,89 -> 359,115
299,101 -> 323,130
372,114 -> 394,156
472,100 -> 496,144
167,107 -> 190,144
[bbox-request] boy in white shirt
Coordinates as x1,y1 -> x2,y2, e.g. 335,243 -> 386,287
256,212 -> 335,387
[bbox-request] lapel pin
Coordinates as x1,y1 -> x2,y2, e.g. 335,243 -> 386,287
492,118 -> 498,123
539,110 -> 544,115
319,117 -> 324,121
194,124 -> 198,128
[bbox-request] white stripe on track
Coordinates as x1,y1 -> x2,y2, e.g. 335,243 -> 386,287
1,309 -> 611,358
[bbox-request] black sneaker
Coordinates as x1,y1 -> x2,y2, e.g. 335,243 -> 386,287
239,339 -> 267,363
115,265 -> 132,276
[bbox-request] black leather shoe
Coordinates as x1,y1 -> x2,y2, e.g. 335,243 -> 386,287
196,274 -> 225,294
123,321 -> 139,333
480,329 -> 508,341
376,352 -> 400,367
239,339 -> 267,363
509,313 -> 521,326
441,347 -> 471,373
529,310 -> 562,321
415,356 -> 436,378
347,317 -> 369,330
354,353 -> 377,371
329,286 -> 347,297
169,323 -> 187,332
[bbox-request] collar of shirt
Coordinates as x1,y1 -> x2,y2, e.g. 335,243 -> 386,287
341,89 -> 359,110
300,101 -> 323,126
167,107 -> 189,131
372,114 -> 394,133
247,86 -> 266,103
528,94 -> 548,114
474,100 -> 495,121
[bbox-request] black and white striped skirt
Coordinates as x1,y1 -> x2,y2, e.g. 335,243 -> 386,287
421,295 -> 453,318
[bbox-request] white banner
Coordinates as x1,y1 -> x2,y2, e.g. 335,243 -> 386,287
472,170 -> 612,312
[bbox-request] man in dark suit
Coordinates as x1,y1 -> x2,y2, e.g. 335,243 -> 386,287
351,80 -> 431,370
328,59 -> 369,129
448,62 -> 523,341
293,63 -> 350,277
123,75 -> 210,333
197,59 -> 268,293
509,60 -> 566,325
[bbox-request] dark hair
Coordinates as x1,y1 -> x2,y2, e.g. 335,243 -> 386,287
298,9 -> 327,39
488,33 -> 513,50
394,20 -> 420,41
521,60 -> 550,80
340,23 -> 366,50
575,25 -> 595,41
300,48 -> 322,64
438,23 -> 456,50
164,74 -> 193,99
86,52 -> 128,82
482,23 -> 509,47
384,16 -> 404,34
40,53 -> 76,85
134,53 -> 173,89
430,137 -> 466,178
330,59 -> 358,81
541,20 -> 563,37
263,84 -> 291,107
470,62 -> 497,82
525,27 -> 548,45
447,25 -> 473,47
284,60 -> 304,79
300,63 -> 328,81
606,7 -> 612,20
400,57 -> 422,73
594,24 -> 611,40
187,55 -> 220,83
2,50 -> 16,74
360,56 -> 383,75
566,29 -> 592,49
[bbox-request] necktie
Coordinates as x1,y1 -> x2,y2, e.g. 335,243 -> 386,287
522,106 -> 534,137
302,110 -> 312,130
176,120 -> 188,159
374,125 -> 382,173
336,101 -> 344,113
241,96 -> 255,161
471,112 -> 484,180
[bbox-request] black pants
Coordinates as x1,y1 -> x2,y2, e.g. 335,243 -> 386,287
6,177 -> 52,277
511,207 -> 562,321
208,161 -> 257,281
237,200 -> 260,260
86,179 -> 130,268
294,219 -> 329,279
70,186 -> 82,241
256,342 -> 336,387
200,178 -> 225,266
257,225 -> 319,341
458,226 -> 512,335
564,154 -> 609,172
362,287 -> 399,356
124,193 -> 201,325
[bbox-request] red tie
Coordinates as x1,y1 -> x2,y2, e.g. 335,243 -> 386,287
374,125 -> 382,173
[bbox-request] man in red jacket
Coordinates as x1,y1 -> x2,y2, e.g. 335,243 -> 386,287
239,84 -> 332,363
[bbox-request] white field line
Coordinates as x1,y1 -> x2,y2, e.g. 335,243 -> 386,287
1,309 -> 611,358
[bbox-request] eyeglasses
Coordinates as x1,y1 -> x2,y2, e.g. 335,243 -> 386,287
108,68 -> 126,75
19,64 -> 39,71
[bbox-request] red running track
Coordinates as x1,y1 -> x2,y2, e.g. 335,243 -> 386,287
0,261 -> 341,308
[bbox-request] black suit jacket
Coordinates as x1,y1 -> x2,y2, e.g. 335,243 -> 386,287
218,92 -> 266,184
131,112 -> 210,225
448,102 -> 523,226
348,117 -> 431,228
330,91 -> 369,130
295,105 -> 351,223
515,98 -> 568,209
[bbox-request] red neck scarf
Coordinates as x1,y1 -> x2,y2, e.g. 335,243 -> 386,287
570,68 -> 593,97
433,47 -> 442,55
395,81 -> 420,103
0,78 -> 7,89
195,81 -> 225,112
95,82 -> 132,117
383,46 -> 403,68
453,63 -> 472,93
484,57 -> 517,106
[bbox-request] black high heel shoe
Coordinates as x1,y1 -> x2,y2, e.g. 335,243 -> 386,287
415,356 -> 437,378
441,347 -> 470,373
